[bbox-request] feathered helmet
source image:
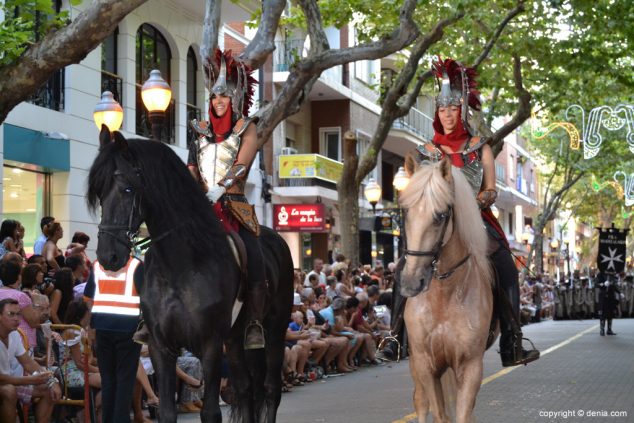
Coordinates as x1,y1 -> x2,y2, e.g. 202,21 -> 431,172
432,57 -> 481,134
205,49 -> 257,119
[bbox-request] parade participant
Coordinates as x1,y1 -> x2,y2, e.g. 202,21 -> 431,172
188,49 -> 266,350
84,256 -> 143,422
409,57 -> 540,367
597,272 -> 620,336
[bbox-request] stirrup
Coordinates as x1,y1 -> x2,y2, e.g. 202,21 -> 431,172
133,320 -> 149,345
244,320 -> 265,350
377,331 -> 402,363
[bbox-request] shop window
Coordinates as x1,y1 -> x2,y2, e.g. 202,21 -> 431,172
2,166 -> 50,255
135,24 -> 175,143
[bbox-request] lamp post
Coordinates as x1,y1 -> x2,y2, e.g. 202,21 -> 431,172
364,178 -> 382,213
141,69 -> 172,141
393,167 -> 410,260
550,238 -> 559,281
364,178 -> 382,264
93,91 -> 123,132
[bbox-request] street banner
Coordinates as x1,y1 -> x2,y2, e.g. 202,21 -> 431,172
596,225 -> 629,274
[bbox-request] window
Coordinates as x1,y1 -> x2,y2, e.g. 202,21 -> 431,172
136,24 -> 175,143
25,1 -> 64,111
320,128 -> 341,161
356,130 -> 377,181
101,28 -> 122,103
508,155 -> 514,181
2,166 -> 50,255
508,212 -> 514,234
186,47 -> 200,145
516,160 -> 524,192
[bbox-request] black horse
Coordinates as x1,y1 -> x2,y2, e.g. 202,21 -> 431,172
87,127 -> 294,422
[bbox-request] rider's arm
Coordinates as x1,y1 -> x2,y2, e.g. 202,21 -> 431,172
477,141 -> 498,208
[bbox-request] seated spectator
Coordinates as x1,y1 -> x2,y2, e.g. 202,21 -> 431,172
65,232 -> 92,282
0,298 -> 61,423
323,297 -> 364,371
65,255 -> 88,299
345,296 -> 377,365
288,310 -> 328,382
335,269 -> 354,299
60,299 -> 102,420
21,264 -> 45,297
0,219 -> 20,260
0,262 -> 41,351
325,276 -> 337,299
314,298 -> 352,373
26,256 -> 54,296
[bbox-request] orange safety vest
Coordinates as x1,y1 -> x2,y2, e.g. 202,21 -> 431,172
92,257 -> 141,316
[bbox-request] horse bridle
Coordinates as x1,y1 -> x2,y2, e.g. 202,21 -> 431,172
97,169 -> 143,250
402,205 -> 471,280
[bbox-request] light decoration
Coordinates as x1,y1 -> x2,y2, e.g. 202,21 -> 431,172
591,174 -> 624,198
565,104 -> 634,159
613,171 -> 634,206
531,111 -> 580,149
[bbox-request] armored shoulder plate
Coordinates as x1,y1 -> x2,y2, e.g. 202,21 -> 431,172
416,143 -> 442,161
464,137 -> 489,155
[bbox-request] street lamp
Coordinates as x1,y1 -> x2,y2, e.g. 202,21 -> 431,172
393,166 -> 410,192
364,178 -> 382,213
93,91 -> 123,132
141,69 -> 172,140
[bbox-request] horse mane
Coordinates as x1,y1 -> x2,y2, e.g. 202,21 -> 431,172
87,139 -> 227,252
399,161 -> 491,279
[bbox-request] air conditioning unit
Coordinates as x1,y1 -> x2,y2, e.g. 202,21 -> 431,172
281,147 -> 298,155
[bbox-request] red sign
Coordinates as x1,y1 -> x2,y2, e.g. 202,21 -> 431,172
274,204 -> 326,232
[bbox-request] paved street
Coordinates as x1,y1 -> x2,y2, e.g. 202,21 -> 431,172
176,318 -> 634,422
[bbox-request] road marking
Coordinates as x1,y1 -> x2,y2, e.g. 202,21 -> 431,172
391,324 -> 598,423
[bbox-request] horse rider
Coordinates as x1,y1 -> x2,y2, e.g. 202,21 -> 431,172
597,272 -> 620,336
401,57 -> 540,367
187,49 -> 266,350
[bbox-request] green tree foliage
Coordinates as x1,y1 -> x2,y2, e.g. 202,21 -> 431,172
0,0 -> 82,66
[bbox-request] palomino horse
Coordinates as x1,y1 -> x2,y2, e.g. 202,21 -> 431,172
87,127 -> 294,423
398,157 -> 497,423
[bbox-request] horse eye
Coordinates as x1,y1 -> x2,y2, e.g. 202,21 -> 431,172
124,186 -> 134,194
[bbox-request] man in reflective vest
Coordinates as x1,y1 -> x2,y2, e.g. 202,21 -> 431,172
84,256 -> 142,423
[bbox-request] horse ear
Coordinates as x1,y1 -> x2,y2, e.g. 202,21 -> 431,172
112,131 -> 129,149
99,125 -> 112,149
440,157 -> 453,182
404,150 -> 420,177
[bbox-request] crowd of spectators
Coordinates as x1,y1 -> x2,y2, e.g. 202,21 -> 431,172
283,255 -> 396,392
0,217 -> 206,422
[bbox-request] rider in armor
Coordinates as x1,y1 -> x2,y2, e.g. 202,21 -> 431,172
187,49 -> 266,350
409,57 -> 540,367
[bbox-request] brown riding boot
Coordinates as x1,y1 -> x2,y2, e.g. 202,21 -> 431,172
244,282 -> 267,350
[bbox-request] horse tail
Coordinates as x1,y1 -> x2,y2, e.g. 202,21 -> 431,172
440,367 -> 458,421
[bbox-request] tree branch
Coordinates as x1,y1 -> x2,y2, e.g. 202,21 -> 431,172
200,0 -> 221,74
239,0 -> 286,68
0,0 -> 148,125
298,0 -> 329,53
489,55 -> 531,155
255,0 -> 420,147
472,0 -> 525,70
356,12 -> 465,183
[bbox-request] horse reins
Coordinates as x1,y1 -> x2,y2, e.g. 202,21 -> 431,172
402,205 -> 471,279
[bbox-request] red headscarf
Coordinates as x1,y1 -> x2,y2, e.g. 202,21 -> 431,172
432,109 -> 476,167
209,103 -> 233,143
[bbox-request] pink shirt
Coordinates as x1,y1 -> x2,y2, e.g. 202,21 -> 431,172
0,288 -> 36,349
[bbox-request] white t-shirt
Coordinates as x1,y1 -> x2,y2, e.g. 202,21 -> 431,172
0,331 -> 26,375
304,270 -> 326,287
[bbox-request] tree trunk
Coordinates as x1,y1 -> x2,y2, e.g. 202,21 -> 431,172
0,0 -> 148,125
339,132 -> 360,269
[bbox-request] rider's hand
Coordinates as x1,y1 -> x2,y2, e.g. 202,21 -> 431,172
206,185 -> 226,204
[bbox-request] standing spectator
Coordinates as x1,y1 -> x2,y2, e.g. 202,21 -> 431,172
0,298 -> 61,423
0,220 -> 20,260
84,257 -> 143,423
33,216 -> 55,256
49,268 -> 75,324
66,232 -> 92,282
42,221 -> 65,278
304,258 -> 326,287
325,276 -> 337,299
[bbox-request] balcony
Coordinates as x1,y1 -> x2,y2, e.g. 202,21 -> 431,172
29,69 -> 64,111
273,39 -> 306,72
392,106 -> 434,141
186,104 -> 201,147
